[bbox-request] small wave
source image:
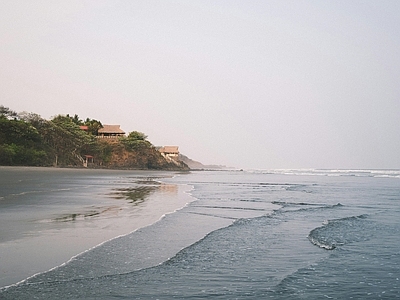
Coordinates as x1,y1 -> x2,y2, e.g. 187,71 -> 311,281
8,190 -> 42,197
186,211 -> 238,220
308,236 -> 339,250
272,201 -> 321,207
272,201 -> 343,209
190,205 -> 267,212
308,214 -> 370,250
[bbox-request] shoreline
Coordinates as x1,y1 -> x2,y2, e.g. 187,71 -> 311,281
0,167 -> 194,288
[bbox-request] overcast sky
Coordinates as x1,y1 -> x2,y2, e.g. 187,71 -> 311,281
1,1 -> 399,169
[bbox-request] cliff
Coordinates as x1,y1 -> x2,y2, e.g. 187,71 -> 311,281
96,139 -> 189,170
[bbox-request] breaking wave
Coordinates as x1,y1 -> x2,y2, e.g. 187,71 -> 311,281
308,214 -> 370,250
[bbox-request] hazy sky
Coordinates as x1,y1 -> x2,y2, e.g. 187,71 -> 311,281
1,1 -> 399,169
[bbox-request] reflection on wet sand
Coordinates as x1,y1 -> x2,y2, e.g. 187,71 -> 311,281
54,212 -> 99,222
159,183 -> 178,194
110,180 -> 178,204
110,186 -> 157,205
50,181 -> 179,223
52,206 -> 120,222
135,177 -> 178,194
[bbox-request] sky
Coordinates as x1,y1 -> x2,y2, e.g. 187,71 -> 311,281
1,0 -> 399,169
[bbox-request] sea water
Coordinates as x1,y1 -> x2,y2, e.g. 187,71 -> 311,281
1,168 -> 399,299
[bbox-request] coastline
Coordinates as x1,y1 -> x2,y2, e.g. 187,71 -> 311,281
0,167 -> 194,288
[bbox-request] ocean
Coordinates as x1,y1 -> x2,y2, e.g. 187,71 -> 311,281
0,167 -> 399,299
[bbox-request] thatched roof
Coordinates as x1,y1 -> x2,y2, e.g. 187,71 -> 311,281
98,125 -> 125,134
159,146 -> 179,154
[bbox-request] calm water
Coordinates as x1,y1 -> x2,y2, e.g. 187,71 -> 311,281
1,169 -> 400,299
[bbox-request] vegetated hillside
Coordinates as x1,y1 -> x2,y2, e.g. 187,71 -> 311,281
0,105 -> 188,170
97,139 -> 188,170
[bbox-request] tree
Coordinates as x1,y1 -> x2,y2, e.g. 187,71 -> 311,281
45,115 -> 95,166
18,112 -> 47,130
127,131 -> 148,141
0,116 -> 41,146
120,131 -> 152,151
83,118 -> 103,135
66,114 -> 83,125
0,111 -> 50,165
0,105 -> 17,119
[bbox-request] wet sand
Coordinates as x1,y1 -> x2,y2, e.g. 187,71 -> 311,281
0,167 -> 193,288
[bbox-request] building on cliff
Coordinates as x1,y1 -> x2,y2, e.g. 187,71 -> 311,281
158,146 -> 179,161
97,125 -> 125,138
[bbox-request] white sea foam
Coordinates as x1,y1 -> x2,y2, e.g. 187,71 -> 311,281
246,168 -> 400,179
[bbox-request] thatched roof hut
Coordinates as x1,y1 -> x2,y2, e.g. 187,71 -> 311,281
97,125 -> 125,138
158,146 -> 179,155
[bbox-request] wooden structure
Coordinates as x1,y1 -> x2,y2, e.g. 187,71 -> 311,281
97,125 -> 125,138
158,146 -> 179,160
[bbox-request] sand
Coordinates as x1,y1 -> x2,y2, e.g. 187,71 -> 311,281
0,167 -> 194,288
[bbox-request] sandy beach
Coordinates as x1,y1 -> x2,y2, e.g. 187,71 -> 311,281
0,167 -> 193,288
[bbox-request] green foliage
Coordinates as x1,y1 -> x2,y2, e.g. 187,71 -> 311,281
66,114 -> 83,125
0,105 -> 187,170
99,143 -> 113,164
83,118 -> 103,135
120,131 -> 152,151
17,112 -> 47,130
127,131 -> 147,141
0,117 -> 41,146
0,144 -> 47,165
47,115 -> 96,165
0,111 -> 50,165
62,114 -> 103,135
0,144 -> 16,164
0,105 -> 17,119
